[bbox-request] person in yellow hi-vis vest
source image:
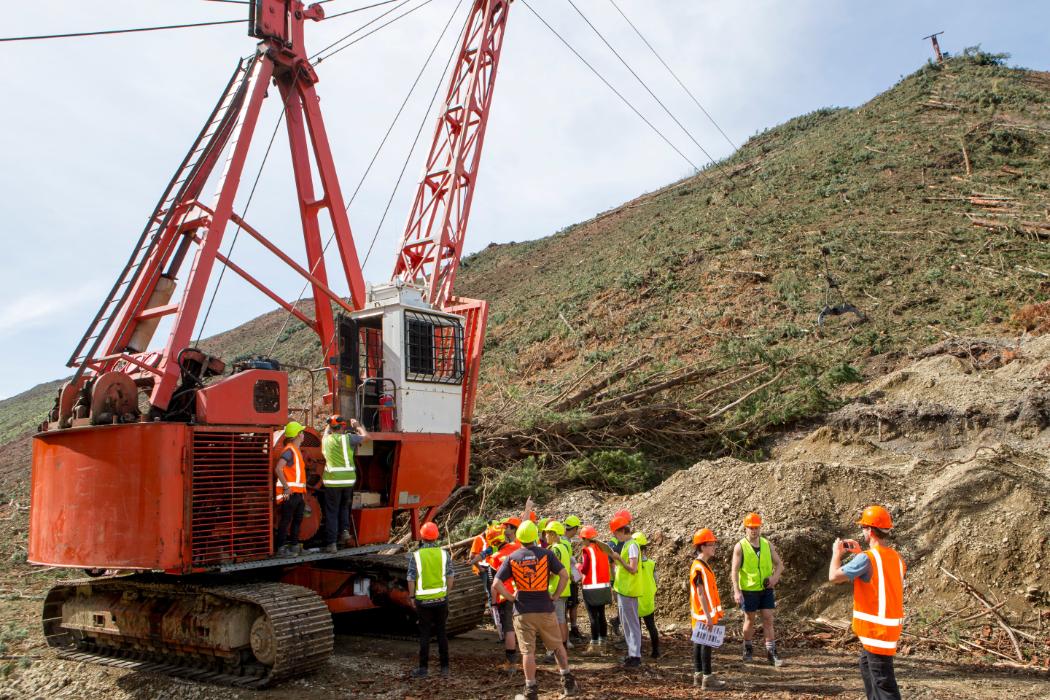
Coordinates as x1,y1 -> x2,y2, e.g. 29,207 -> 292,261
320,414 -> 368,553
632,531 -> 660,659
407,522 -> 454,678
542,521 -> 574,657
730,512 -> 785,667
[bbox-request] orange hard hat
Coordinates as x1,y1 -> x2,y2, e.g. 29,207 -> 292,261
692,528 -> 717,546
503,517 -> 522,528
743,512 -> 762,528
609,515 -> 631,533
857,505 -> 893,530
614,509 -> 633,523
485,526 -> 504,546
420,522 -> 440,541
579,525 -> 598,540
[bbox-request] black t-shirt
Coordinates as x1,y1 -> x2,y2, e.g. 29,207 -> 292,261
495,544 -> 565,614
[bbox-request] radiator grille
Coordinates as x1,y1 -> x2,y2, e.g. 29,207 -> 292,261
191,429 -> 272,566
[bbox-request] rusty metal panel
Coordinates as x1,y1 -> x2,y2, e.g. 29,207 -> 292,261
190,428 -> 273,567
29,423 -> 189,571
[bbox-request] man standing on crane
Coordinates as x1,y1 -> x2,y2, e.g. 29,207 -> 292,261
275,421 -> 308,557
407,521 -> 455,678
320,415 -> 369,553
828,506 -> 905,700
492,520 -> 579,700
731,512 -> 785,667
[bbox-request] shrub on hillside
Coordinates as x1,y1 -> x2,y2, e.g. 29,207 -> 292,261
484,457 -> 553,509
565,450 -> 658,494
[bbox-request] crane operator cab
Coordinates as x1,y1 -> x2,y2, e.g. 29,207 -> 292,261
336,282 -> 466,433
330,282 -> 467,541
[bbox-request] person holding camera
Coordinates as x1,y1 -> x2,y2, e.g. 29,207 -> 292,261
730,512 -> 785,666
828,505 -> 905,700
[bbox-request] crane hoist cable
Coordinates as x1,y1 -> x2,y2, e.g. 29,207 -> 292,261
310,0 -> 420,62
565,0 -> 765,211
565,0 -> 719,173
326,0 -> 406,20
267,0 -> 466,356
0,18 -> 245,42
519,0 -> 698,172
606,0 -> 738,153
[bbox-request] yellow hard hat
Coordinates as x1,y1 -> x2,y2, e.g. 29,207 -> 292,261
516,520 -> 539,544
284,421 -> 305,439
543,520 -> 565,536
632,531 -> 648,546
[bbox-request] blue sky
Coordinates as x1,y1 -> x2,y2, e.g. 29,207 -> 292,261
1,0 -> 1048,399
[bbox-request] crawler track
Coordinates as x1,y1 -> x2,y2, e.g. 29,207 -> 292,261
43,577 -> 333,688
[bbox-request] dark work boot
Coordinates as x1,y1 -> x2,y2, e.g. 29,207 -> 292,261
560,670 -> 579,697
742,641 -> 753,662
411,667 -> 428,678
523,682 -> 539,700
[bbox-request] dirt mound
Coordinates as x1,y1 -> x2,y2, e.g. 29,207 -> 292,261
540,335 -> 1050,624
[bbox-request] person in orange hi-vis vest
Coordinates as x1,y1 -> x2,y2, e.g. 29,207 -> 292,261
690,528 -> 727,691
828,505 -> 905,700
274,421 -> 307,557
578,526 -> 611,652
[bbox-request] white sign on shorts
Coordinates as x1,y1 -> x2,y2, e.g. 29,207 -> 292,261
690,622 -> 725,648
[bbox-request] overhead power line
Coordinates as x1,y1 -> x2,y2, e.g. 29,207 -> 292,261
520,0 -> 699,171
0,18 -> 245,43
607,0 -> 738,152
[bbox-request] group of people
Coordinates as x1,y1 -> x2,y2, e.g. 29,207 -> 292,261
271,419 -> 904,700
408,504 -> 906,700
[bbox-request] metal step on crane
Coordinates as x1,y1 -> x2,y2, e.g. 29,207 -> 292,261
29,0 -> 510,685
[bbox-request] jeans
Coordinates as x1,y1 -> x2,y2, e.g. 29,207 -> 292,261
693,642 -> 712,674
416,601 -> 449,669
585,602 -> 607,641
275,492 -> 304,548
617,594 -> 641,658
321,487 -> 352,545
859,650 -> 901,700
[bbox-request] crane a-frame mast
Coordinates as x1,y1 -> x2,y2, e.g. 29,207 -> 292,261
392,0 -> 511,310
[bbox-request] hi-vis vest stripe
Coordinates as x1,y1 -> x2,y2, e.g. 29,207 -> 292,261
690,559 -> 723,626
276,444 -> 306,502
322,433 -> 357,487
582,543 -> 611,590
852,545 -> 905,656
414,548 -> 449,599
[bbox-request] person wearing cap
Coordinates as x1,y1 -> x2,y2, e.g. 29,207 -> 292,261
731,512 -> 785,666
492,520 -> 579,700
829,505 -> 905,700
407,521 -> 455,678
605,514 -> 643,667
542,521 -> 573,657
274,421 -> 308,557
633,531 -> 660,659
563,515 -> 585,644
578,525 -> 611,651
320,414 -> 369,553
690,528 -> 727,690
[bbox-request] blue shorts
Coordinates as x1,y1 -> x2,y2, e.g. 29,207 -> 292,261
741,589 -> 776,612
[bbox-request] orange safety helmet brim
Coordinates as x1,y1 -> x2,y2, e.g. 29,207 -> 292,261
743,512 -> 762,528
420,522 -> 440,541
579,525 -> 598,540
692,528 -> 717,546
857,505 -> 893,530
609,515 -> 630,533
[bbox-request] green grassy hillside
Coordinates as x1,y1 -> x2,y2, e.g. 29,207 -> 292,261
2,51 -> 1048,499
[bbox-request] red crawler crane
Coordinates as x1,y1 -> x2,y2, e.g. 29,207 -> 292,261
29,0 -> 510,685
